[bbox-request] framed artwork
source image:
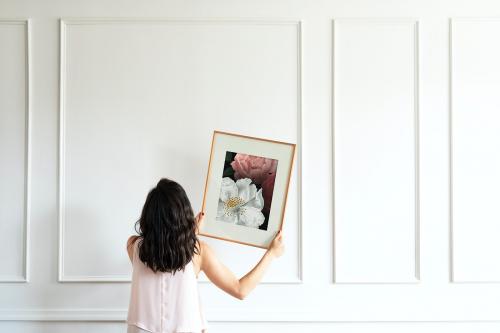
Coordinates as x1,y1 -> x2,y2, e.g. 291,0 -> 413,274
200,130 -> 296,249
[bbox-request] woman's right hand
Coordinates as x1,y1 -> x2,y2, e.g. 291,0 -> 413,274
194,211 -> 205,235
268,229 -> 284,258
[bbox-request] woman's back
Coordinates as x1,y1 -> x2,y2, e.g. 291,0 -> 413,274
126,237 -> 208,333
125,178 -> 284,333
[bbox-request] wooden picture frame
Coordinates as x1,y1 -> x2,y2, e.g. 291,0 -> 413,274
199,130 -> 296,249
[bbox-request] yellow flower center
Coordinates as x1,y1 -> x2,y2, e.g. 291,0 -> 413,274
226,197 -> 244,208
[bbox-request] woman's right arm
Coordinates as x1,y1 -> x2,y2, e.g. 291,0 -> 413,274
200,230 -> 284,300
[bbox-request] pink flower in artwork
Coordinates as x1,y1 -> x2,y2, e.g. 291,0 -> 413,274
261,172 -> 276,213
231,154 -> 278,185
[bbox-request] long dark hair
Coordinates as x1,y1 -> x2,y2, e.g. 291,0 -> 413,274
134,178 -> 200,274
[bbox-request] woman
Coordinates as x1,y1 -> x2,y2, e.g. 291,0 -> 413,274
126,178 -> 284,333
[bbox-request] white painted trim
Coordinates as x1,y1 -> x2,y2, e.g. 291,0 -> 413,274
331,18 -> 336,284
413,20 -> 421,282
0,18 -> 31,283
2,309 -> 500,322
331,18 -> 421,284
58,18 -> 66,283
331,17 -> 420,22
448,17 -> 454,284
296,20 -> 304,283
59,275 -> 303,284
448,17 -> 500,284
58,18 -> 304,284
448,17 -> 500,22
60,17 -> 303,25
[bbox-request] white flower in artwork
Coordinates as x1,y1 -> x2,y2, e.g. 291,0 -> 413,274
216,177 -> 265,228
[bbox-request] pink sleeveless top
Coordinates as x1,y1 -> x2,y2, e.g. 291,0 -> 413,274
126,238 -> 209,333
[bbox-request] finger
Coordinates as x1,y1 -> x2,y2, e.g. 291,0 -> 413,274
195,213 -> 203,223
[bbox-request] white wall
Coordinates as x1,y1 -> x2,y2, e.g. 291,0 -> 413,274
1,0 -> 500,332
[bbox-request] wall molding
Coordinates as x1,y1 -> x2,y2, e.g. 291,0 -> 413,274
58,18 -> 303,284
2,309 -> 500,322
0,18 -> 31,283
448,17 -> 455,284
448,17 -> 500,284
331,18 -> 421,284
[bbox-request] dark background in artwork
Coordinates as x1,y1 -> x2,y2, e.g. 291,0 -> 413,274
222,151 -> 270,231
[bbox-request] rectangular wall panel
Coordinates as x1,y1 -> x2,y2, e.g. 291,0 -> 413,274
450,18 -> 500,282
59,19 -> 302,282
333,19 -> 419,283
0,20 -> 30,282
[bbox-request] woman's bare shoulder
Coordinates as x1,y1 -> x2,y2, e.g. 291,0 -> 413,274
198,239 -> 214,255
193,240 -> 207,276
126,235 -> 140,262
127,235 -> 140,249
196,240 -> 212,259
198,239 -> 220,268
